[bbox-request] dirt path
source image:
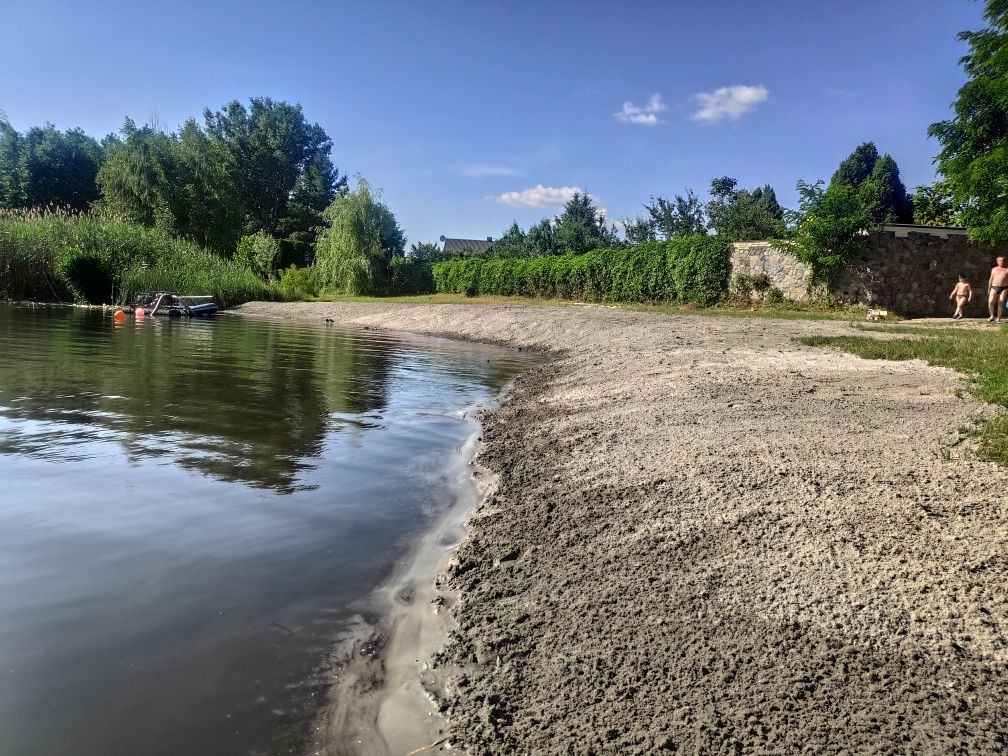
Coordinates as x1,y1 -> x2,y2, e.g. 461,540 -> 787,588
236,302 -> 1008,754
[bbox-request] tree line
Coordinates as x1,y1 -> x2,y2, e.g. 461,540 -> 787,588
0,97 -> 348,269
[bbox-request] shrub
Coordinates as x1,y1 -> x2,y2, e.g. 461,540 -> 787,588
278,264 -> 320,300
235,232 -> 280,279
765,286 -> 785,305
731,272 -> 754,298
388,256 -> 434,295
750,272 -> 772,293
431,236 -> 731,305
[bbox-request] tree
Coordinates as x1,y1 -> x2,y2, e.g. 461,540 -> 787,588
553,192 -> 617,253
492,221 -> 530,258
526,218 -> 557,255
623,216 -> 657,245
96,119 -> 178,229
408,241 -> 447,264
929,0 -> 1008,243
774,179 -> 867,283
314,177 -> 405,294
828,142 -> 911,224
203,98 -> 343,240
706,177 -> 785,240
912,181 -> 965,226
0,122 -> 103,211
645,190 -> 707,239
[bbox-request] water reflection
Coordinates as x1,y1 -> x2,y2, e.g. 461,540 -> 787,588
0,306 -> 400,492
0,304 -> 535,756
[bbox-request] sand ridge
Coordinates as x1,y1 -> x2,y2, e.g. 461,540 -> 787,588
235,302 -> 1008,754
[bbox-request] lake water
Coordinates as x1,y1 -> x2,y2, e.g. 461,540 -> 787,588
0,304 -> 531,756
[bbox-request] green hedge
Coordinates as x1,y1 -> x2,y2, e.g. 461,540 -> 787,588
0,211 -> 277,308
429,236 -> 731,305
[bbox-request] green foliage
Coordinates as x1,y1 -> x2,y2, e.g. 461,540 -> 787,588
775,180 -> 867,283
430,236 -> 730,305
912,181 -> 965,226
408,241 -> 449,264
235,232 -> 280,278
277,264 -> 320,300
0,122 -> 104,211
645,190 -> 708,239
828,142 -> 911,224
388,256 -> 434,295
623,216 -> 656,245
750,272 -> 772,292
929,1 -> 1008,244
706,177 -> 785,240
95,98 -> 345,257
314,177 -> 405,295
491,222 -> 530,258
553,192 -> 621,253
0,209 -> 275,306
765,286 -> 785,305
776,144 -> 910,284
730,272 -> 754,298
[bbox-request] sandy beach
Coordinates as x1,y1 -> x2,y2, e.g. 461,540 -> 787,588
235,301 -> 1008,754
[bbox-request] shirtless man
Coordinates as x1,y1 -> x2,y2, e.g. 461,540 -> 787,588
989,256 -> 1008,323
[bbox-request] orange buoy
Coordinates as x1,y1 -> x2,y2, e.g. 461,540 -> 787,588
136,307 -> 145,320
113,309 -> 125,323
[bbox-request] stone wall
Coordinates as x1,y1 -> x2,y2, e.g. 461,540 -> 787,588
729,241 -> 812,300
730,227 -> 1008,316
835,227 -> 1006,317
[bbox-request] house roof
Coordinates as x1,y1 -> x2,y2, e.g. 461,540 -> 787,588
442,237 -> 494,255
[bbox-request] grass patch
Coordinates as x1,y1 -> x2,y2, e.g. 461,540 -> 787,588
800,325 -> 1008,463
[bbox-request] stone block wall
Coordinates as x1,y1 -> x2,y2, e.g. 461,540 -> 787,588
729,242 -> 812,300
835,227 -> 1006,317
729,228 -> 1007,316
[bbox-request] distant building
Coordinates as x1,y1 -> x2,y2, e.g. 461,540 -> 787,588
440,235 -> 494,257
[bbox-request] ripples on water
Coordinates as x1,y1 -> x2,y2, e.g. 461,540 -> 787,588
0,304 -> 533,756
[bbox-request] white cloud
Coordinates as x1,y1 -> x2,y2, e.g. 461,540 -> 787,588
458,163 -> 523,178
614,93 -> 667,125
691,84 -> 769,123
495,185 -> 582,208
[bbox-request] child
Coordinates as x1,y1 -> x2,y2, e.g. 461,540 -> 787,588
949,274 -> 972,319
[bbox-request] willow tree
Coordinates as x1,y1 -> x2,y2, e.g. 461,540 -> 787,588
314,177 -> 405,294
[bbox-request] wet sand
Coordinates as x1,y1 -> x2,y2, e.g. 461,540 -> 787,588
236,302 -> 1008,754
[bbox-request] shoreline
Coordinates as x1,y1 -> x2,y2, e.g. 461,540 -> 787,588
235,301 -> 1008,754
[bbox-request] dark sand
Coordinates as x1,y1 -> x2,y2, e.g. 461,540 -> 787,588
235,302 -> 1008,754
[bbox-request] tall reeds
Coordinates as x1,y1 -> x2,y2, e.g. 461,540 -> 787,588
0,208 -> 277,307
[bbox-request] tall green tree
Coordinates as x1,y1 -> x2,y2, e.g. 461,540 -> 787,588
553,192 -> 617,253
0,122 -> 103,211
645,190 -> 707,239
706,177 -> 785,240
204,98 -> 344,241
828,142 -> 911,224
912,181 -> 965,226
929,0 -> 1008,243
526,218 -> 557,255
314,177 -> 405,294
492,221 -> 530,258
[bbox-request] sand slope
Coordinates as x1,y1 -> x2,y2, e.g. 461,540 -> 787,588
235,302 -> 1008,754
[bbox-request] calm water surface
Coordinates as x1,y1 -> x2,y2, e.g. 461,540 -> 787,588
0,304 -> 532,756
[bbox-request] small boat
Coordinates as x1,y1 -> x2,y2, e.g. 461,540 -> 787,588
127,293 -> 219,317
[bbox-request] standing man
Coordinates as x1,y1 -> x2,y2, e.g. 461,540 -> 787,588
989,256 -> 1008,323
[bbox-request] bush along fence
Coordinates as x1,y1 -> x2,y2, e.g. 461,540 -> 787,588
427,236 -> 732,305
0,210 -> 277,308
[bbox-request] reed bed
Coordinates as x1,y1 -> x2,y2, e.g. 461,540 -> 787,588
0,208 -> 277,308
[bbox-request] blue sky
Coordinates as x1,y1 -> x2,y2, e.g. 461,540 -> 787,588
0,0 -> 985,245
